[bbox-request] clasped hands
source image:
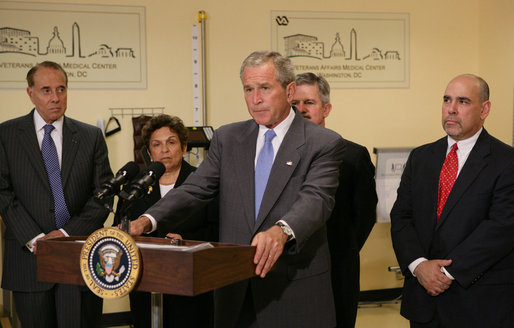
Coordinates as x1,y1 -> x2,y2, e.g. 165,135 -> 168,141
414,259 -> 453,296
128,216 -> 287,278
33,229 -> 65,254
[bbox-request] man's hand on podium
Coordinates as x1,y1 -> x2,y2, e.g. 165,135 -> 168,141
128,216 -> 152,235
251,225 -> 286,278
165,232 -> 183,240
33,229 -> 65,254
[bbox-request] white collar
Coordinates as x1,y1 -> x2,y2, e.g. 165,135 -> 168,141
33,109 -> 64,133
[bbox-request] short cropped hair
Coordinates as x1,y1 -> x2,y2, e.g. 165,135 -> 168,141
240,51 -> 295,89
468,74 -> 489,102
142,114 -> 189,149
295,72 -> 331,106
27,61 -> 68,87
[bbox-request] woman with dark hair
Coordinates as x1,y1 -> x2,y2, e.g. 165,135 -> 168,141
115,114 -> 217,327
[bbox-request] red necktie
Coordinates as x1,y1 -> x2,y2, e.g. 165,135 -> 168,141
436,143 -> 458,220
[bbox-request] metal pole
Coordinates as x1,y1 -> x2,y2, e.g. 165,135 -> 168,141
150,292 -> 163,328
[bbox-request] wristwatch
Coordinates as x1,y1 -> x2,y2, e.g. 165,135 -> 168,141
275,222 -> 293,242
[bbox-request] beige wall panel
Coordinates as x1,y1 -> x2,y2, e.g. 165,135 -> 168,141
0,0 -> 512,310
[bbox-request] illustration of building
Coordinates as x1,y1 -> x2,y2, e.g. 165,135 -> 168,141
0,27 -> 39,56
116,48 -> 135,58
69,22 -> 84,58
346,28 -> 359,60
284,34 -> 324,59
329,32 -> 345,57
45,26 -> 66,55
89,44 -> 114,58
283,28 -> 400,63
384,50 -> 400,60
363,48 -> 383,60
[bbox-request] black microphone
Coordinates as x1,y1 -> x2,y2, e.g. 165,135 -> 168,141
119,161 -> 166,202
95,161 -> 140,203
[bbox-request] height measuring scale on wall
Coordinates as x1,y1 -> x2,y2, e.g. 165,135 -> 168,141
192,23 -> 202,126
190,11 -> 209,165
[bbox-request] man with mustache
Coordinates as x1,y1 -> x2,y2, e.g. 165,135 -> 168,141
391,74 -> 514,327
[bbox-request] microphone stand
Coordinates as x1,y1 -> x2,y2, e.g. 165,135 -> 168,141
115,196 -> 134,235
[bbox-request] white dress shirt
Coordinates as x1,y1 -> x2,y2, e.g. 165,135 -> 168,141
408,128 -> 483,279
27,111 -> 67,252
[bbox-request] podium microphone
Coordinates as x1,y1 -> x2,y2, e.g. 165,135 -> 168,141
119,161 -> 166,202
95,161 -> 140,204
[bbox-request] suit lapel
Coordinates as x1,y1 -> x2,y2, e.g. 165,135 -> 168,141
19,111 -> 50,189
233,122 -> 259,230
436,131 -> 490,227
255,112 -> 304,229
427,138 -> 448,225
176,160 -> 195,186
61,117 -> 79,187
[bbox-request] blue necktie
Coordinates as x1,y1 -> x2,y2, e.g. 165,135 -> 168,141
41,124 -> 71,229
255,129 -> 276,219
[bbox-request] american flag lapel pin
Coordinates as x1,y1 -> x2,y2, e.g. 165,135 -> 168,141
286,161 -> 293,166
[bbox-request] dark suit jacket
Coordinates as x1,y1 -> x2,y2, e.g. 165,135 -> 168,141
114,159 -> 217,328
114,159 -> 218,241
145,109 -> 345,327
390,129 -> 514,327
327,140 -> 377,328
0,110 -> 113,292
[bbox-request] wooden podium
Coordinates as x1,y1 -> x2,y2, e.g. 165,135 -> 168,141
37,236 -> 257,296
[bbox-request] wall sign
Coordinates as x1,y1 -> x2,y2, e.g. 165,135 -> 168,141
271,11 -> 409,88
0,2 -> 146,89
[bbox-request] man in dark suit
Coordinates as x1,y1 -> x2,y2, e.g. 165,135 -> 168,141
390,74 -> 514,327
0,61 -> 113,327
130,51 -> 345,327
292,72 -> 377,328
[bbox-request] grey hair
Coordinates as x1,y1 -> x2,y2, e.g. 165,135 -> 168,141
240,51 -> 295,89
295,72 -> 331,105
27,61 -> 68,87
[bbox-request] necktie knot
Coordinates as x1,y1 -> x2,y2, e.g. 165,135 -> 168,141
264,129 -> 276,143
44,124 -> 55,135
450,143 -> 458,153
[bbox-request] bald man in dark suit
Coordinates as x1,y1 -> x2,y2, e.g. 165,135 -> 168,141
0,61 -> 113,327
391,74 -> 514,327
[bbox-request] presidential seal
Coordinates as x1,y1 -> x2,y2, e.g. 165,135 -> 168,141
80,227 -> 141,298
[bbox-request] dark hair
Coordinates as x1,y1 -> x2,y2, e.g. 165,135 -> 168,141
474,75 -> 490,102
141,114 -> 189,149
295,72 -> 331,105
26,61 -> 68,87
240,51 -> 295,89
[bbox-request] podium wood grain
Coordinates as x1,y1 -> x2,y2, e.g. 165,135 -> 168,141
37,236 -> 257,296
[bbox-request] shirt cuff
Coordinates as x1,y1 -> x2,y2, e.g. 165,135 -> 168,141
26,233 -> 45,253
440,266 -> 455,280
408,257 -> 428,276
59,228 -> 69,237
143,214 -> 158,233
276,219 -> 296,240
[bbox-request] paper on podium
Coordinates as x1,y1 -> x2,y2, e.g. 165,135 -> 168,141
136,241 -> 214,251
